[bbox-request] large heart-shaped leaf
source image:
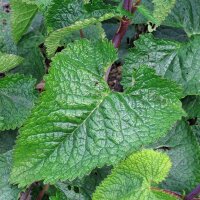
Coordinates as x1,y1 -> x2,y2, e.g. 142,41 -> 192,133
11,39 -> 184,187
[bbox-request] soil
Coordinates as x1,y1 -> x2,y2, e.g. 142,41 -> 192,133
108,62 -> 123,92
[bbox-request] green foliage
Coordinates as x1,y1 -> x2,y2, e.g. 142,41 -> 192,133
123,34 -> 200,96
0,53 -> 23,72
11,0 -> 38,43
138,0 -> 176,26
0,74 -> 37,130
93,150 -> 177,200
0,151 -> 20,200
1,0 -> 200,199
11,39 -> 184,187
152,119 -> 200,193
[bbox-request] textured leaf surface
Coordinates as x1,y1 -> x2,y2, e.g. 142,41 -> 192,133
45,0 -> 123,57
11,0 -> 38,42
123,34 -> 200,96
152,120 -> 200,193
137,0 -> 176,25
182,96 -> 200,118
0,151 -> 20,200
163,0 -> 200,36
0,74 -> 37,131
46,0 -> 85,30
93,150 -> 177,200
0,53 -> 23,72
11,40 -> 184,187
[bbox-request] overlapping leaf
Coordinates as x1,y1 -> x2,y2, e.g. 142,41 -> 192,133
182,96 -> 200,118
44,0 -> 124,57
0,151 -> 20,200
11,0 -> 38,43
163,0 -> 200,36
152,120 -> 200,193
11,39 -> 184,187
93,150 -> 177,200
0,53 -> 23,72
0,74 -> 37,130
123,34 -> 200,96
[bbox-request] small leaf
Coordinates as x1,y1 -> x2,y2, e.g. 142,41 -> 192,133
0,74 -> 37,131
0,151 -> 21,200
93,150 -> 177,200
11,0 -> 38,43
123,33 -> 200,96
0,53 -> 23,73
11,40 -> 184,187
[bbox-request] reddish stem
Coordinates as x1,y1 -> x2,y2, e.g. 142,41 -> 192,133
105,0 -> 141,82
185,184 -> 200,200
36,184 -> 49,200
112,18 -> 131,48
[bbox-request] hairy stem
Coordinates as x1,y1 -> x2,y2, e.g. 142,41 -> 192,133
105,0 -> 141,82
185,184 -> 200,200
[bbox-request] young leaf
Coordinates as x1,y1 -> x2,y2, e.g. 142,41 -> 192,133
137,0 -> 176,26
163,0 -> 200,36
11,40 -> 184,187
123,34 -> 200,96
11,0 -> 38,43
0,151 -> 21,200
0,53 -> 23,73
93,150 -> 177,200
152,120 -> 200,193
0,74 -> 37,131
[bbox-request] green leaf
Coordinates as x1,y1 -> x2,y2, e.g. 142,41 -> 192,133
93,150 -> 177,200
137,0 -> 176,26
44,0 -> 124,57
182,96 -> 200,118
0,74 -> 37,131
0,53 -> 23,73
13,21 -> 46,82
152,119 -> 200,193
0,151 -> 21,200
11,0 -> 38,43
163,0 -> 200,36
192,121 -> 200,144
11,40 -> 184,187
46,0 -> 85,30
123,33 -> 200,96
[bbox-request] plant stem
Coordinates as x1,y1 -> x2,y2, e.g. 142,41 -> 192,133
36,184 -> 49,200
105,0 -> 141,82
185,184 -> 200,200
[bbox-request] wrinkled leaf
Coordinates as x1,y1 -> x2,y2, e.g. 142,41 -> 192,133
152,120 -> 200,193
0,74 -> 37,130
0,151 -> 20,200
0,53 -> 23,72
123,34 -> 200,96
93,150 -> 177,200
11,40 -> 184,187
